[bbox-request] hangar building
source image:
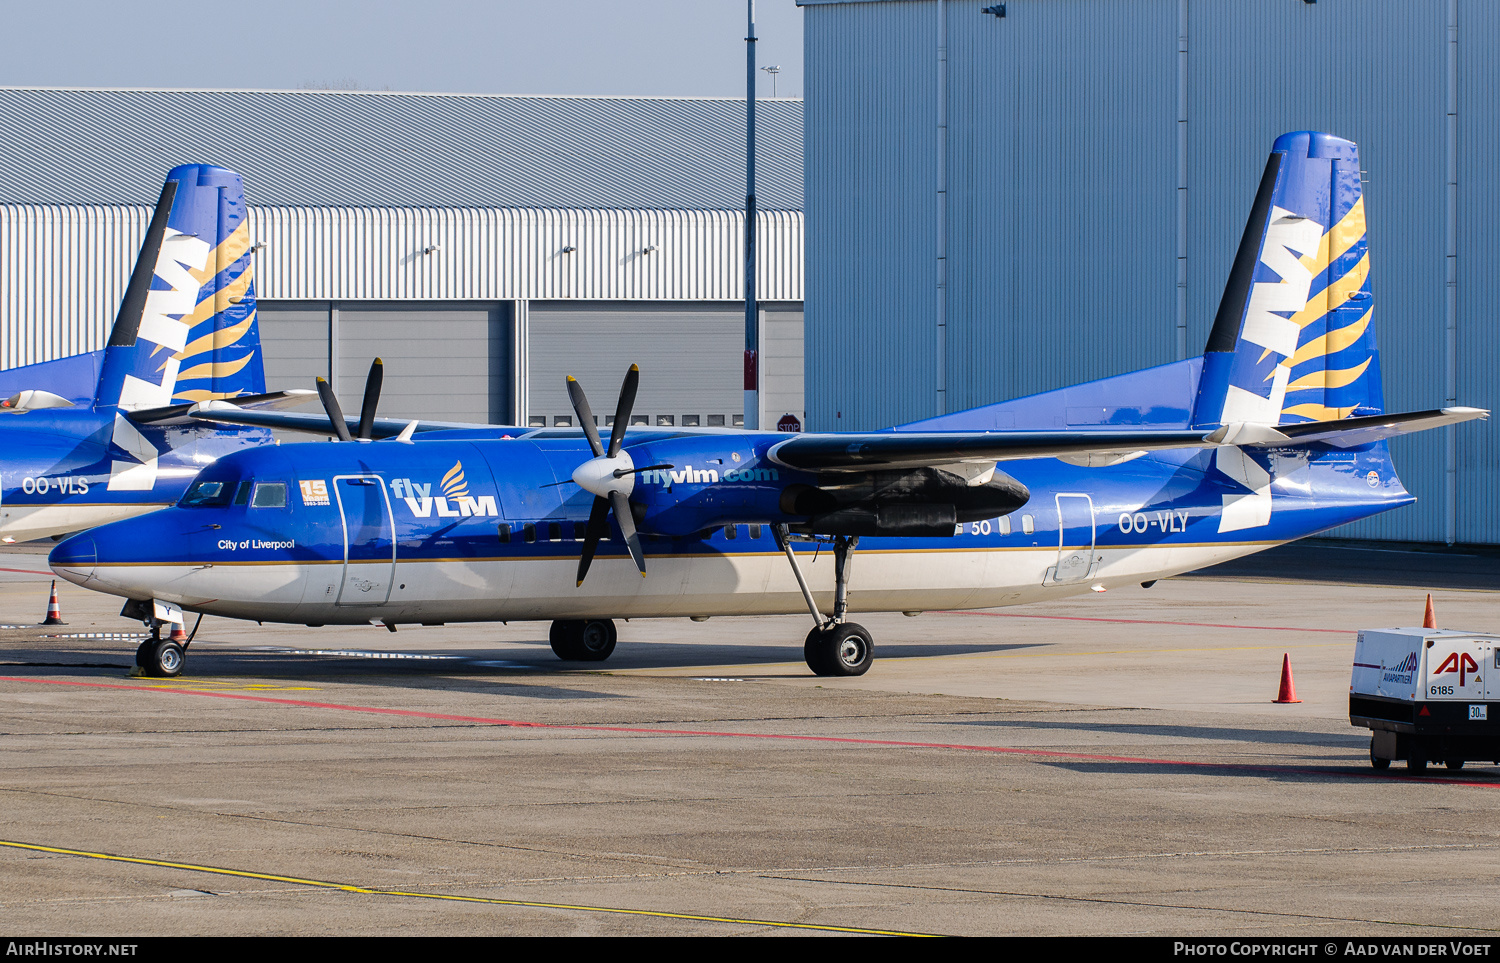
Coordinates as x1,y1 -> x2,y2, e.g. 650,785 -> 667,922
0,87 -> 805,431
799,0 -> 1498,545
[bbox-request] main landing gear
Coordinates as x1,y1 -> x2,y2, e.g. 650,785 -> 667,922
774,526 -> 873,677
549,618 -> 618,662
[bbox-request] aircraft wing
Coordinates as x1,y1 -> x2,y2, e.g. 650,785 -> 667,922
185,405 -> 507,438
766,407 -> 1490,474
767,429 -> 1217,473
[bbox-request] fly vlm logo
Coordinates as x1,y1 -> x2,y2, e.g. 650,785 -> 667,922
1433,650 -> 1480,688
389,460 -> 498,518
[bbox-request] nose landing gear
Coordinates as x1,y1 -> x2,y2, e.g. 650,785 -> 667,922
124,599 -> 195,678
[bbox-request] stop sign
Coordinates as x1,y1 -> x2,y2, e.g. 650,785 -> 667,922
776,413 -> 802,433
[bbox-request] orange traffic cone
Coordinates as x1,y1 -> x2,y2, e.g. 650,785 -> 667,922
1273,653 -> 1301,704
1423,594 -> 1437,630
168,621 -> 188,644
41,580 -> 65,626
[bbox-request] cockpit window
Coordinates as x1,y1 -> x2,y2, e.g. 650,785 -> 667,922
180,480 -> 235,507
233,481 -> 252,506
251,482 -> 288,508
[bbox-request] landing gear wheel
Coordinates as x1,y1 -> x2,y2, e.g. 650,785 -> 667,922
1370,739 -> 1390,770
143,640 -> 184,678
135,639 -> 154,669
574,619 -> 617,661
804,622 -> 873,677
548,619 -> 617,662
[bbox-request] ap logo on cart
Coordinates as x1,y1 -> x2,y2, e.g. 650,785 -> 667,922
1434,651 -> 1479,688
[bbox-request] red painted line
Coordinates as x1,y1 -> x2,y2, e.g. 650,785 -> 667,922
938,610 -> 1349,634
0,567 -> 51,576
5,675 -> 1494,788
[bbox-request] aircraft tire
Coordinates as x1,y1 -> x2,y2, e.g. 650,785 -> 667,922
549,619 -> 617,662
549,620 -> 584,660
135,639 -> 154,669
804,623 -> 873,677
144,641 -> 184,678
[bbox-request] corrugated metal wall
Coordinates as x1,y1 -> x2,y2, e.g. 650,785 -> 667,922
804,0 -> 1497,544
0,205 -> 152,366
1455,0 -> 1500,545
0,206 -> 804,368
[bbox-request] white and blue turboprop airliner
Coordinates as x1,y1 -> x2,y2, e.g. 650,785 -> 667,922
50,133 -> 1486,679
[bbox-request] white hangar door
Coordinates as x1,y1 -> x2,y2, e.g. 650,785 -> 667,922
526,301 -> 804,430
257,302 -> 512,425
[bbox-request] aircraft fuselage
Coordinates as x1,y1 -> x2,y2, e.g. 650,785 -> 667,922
49,430 -> 1411,625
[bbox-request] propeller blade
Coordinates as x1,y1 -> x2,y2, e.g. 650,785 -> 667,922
357,358 -> 383,440
575,495 -> 612,586
606,364 -> 639,458
566,376 -> 605,458
315,377 -> 353,442
609,489 -> 646,578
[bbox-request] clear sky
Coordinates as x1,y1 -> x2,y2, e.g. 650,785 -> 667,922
2,0 -> 804,98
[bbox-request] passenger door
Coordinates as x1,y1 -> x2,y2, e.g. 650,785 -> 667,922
334,474 -> 395,606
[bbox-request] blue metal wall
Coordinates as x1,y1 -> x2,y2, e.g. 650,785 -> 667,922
803,0 -> 1495,543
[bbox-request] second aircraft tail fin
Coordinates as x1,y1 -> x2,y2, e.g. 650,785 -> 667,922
93,164 -> 266,412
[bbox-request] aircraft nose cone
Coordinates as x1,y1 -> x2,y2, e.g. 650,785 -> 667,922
49,534 -> 97,583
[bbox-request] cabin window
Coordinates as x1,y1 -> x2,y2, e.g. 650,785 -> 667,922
1021,514 -> 1035,535
998,515 -> 1012,536
573,521 -> 587,540
498,523 -> 511,543
548,521 -> 562,541
522,523 -> 537,543
251,482 -> 287,508
749,524 -> 763,540
725,523 -> 737,540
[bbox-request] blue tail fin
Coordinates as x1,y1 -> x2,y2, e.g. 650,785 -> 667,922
1192,132 -> 1381,429
94,165 -> 265,412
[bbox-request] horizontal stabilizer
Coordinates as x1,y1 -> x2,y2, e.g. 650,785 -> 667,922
1247,407 -> 1487,449
128,389 -> 318,426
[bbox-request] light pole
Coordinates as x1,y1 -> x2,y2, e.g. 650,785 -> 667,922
760,64 -> 781,97
743,0 -> 759,430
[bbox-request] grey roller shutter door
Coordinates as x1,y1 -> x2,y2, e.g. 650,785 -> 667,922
258,301 -> 511,424
527,302 -> 743,428
256,302 -> 330,391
